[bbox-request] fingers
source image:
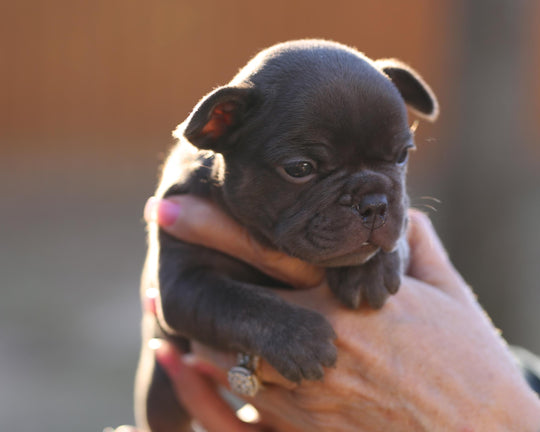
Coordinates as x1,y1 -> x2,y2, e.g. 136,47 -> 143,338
154,340 -> 259,432
406,209 -> 450,277
144,196 -> 323,289
143,290 -> 298,391
191,342 -> 299,391
407,209 -> 473,302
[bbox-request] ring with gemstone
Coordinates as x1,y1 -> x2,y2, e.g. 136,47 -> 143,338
227,353 -> 262,397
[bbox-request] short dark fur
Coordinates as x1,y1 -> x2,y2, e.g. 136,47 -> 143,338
135,40 -> 438,431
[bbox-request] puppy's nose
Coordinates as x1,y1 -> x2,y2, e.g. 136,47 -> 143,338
356,194 -> 388,230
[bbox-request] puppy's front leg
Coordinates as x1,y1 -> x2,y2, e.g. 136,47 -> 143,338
158,233 -> 337,383
327,237 -> 409,309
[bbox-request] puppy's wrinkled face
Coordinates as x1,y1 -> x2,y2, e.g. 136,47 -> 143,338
223,79 -> 411,266
182,40 -> 437,267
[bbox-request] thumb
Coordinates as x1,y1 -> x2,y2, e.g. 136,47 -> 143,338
144,195 -> 324,288
407,209 -> 471,302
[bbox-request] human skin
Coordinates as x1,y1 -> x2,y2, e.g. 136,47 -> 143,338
120,196 -> 540,432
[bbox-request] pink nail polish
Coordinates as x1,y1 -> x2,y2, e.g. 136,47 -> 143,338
157,199 -> 181,226
153,340 -> 183,377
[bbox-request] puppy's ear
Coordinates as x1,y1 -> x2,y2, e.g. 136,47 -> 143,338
375,59 -> 439,121
182,86 -> 258,151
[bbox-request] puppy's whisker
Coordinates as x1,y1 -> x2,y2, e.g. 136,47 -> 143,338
411,196 -> 442,214
420,204 -> 439,213
419,196 -> 441,203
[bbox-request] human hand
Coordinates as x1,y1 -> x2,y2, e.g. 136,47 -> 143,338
143,196 -> 540,432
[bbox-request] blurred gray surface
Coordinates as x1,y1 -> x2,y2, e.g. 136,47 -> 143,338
0,149 -> 152,430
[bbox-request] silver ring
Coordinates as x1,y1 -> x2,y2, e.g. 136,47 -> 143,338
227,353 -> 261,397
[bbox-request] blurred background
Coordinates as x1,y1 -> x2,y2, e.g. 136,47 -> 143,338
2,0 -> 539,430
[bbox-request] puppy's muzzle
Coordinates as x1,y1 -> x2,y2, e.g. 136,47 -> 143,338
355,194 -> 388,230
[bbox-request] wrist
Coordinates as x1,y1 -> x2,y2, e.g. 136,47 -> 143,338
496,382 -> 540,432
465,377 -> 540,432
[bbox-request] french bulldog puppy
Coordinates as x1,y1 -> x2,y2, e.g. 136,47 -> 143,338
135,39 -> 438,431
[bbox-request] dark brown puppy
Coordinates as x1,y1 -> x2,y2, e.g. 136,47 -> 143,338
135,39 -> 438,431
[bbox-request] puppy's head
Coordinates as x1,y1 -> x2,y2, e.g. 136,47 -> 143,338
179,40 -> 438,267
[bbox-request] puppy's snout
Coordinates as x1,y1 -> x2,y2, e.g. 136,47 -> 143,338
356,194 -> 388,230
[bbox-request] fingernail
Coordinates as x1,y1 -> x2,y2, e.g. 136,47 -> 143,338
152,339 -> 183,377
143,296 -> 156,314
143,287 -> 158,314
159,200 -> 181,226
144,197 -> 181,226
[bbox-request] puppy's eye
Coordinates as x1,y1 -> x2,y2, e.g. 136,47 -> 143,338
278,160 -> 317,183
396,145 -> 414,165
284,161 -> 314,177
396,148 -> 409,164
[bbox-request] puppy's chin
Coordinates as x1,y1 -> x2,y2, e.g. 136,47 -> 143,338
313,244 -> 381,268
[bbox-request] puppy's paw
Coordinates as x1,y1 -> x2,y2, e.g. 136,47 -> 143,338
258,307 -> 337,383
327,250 -> 403,309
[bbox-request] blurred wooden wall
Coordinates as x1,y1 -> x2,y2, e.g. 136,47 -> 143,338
1,1 -> 457,156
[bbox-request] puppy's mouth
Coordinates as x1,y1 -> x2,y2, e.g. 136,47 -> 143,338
313,242 -> 380,267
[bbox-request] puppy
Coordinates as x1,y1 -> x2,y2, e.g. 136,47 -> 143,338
135,39 -> 438,431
